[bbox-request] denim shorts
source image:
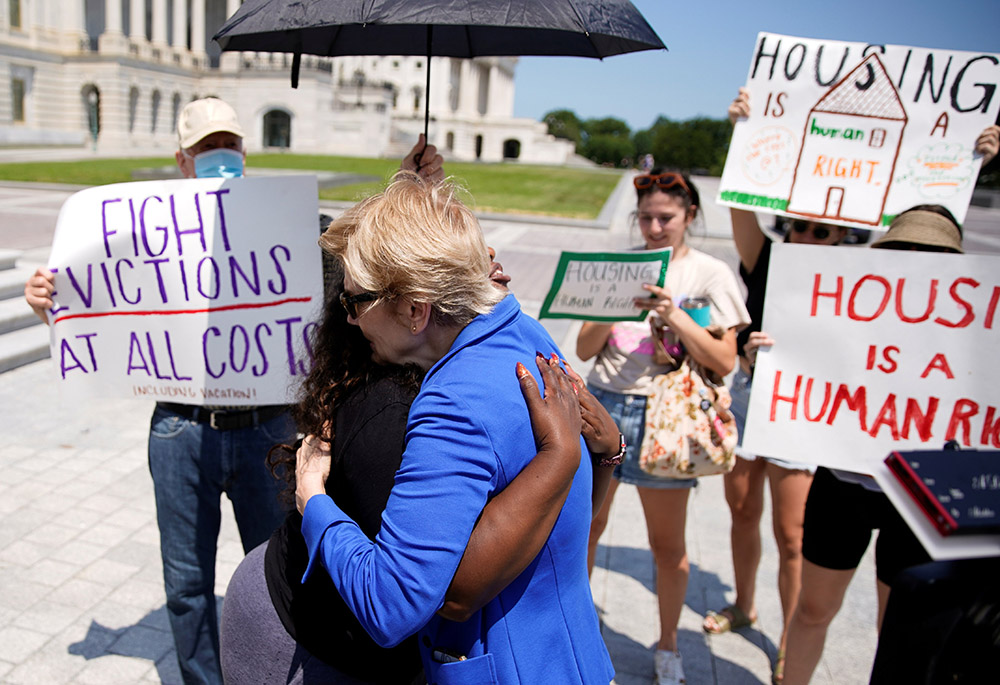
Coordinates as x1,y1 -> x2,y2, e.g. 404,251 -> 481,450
588,384 -> 696,490
729,367 -> 816,474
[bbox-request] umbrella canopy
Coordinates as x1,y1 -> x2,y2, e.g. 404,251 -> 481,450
213,0 -> 665,138
215,0 -> 665,59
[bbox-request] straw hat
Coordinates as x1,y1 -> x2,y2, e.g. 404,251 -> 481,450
176,97 -> 245,149
871,210 -> 963,253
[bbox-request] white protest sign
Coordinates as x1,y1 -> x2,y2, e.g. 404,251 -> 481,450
46,175 -> 323,406
539,249 -> 671,322
742,243 -> 1000,559
718,32 -> 1000,230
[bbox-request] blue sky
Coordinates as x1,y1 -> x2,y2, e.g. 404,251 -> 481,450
512,0 -> 1000,132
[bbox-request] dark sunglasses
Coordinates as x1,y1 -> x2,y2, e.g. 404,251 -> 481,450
339,290 -> 378,319
633,172 -> 690,196
790,221 -> 831,240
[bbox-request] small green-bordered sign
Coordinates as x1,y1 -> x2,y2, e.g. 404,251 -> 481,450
539,248 -> 671,322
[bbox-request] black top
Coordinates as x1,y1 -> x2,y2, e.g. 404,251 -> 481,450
736,236 -> 772,360
264,377 -> 422,683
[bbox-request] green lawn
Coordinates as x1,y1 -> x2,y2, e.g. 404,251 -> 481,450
0,154 -> 621,219
0,157 -> 176,188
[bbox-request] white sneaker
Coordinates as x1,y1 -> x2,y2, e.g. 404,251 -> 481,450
654,649 -> 686,685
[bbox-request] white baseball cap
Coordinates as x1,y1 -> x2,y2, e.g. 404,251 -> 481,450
177,97 -> 245,149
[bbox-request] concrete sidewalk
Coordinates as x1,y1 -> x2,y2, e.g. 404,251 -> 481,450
0,174 -> 880,684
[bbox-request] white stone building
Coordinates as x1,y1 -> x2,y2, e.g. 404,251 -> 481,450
0,0 -> 575,163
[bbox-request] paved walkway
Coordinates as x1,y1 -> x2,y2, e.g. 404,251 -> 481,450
0,174 -> 883,684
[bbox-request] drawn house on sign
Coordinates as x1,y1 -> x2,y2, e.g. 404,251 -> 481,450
787,54 -> 907,225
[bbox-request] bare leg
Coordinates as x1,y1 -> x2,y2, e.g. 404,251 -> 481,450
706,457 -> 765,632
588,477 -> 620,576
766,462 -> 814,653
783,560 -> 855,685
637,486 -> 692,652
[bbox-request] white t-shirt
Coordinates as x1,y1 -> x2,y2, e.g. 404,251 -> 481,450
587,248 -> 750,396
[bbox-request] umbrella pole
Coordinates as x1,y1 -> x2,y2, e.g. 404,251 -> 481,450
423,25 -> 432,141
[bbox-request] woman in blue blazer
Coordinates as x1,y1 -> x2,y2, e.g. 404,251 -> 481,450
297,173 -> 616,684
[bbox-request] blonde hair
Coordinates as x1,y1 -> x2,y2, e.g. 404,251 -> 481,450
319,172 -> 503,327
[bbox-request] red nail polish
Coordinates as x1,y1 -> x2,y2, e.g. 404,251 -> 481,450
516,362 -> 529,378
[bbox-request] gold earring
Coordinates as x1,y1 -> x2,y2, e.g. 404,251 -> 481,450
412,325 -> 417,332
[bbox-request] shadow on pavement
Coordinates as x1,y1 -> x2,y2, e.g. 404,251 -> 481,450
67,603 -> 208,684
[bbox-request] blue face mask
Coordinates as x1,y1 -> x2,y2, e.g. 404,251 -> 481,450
193,148 -> 244,178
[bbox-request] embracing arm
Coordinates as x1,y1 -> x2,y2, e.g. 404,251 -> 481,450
299,358 -> 590,646
439,353 -> 582,621
439,354 -> 624,621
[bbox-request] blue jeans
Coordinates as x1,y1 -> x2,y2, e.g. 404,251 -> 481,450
148,403 -> 292,685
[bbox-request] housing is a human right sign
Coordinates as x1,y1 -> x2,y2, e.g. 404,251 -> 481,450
718,32 -> 1000,230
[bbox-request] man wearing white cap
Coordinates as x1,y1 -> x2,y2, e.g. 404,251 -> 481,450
24,96 -> 444,685
174,96 -> 248,180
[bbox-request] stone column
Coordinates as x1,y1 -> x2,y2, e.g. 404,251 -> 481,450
99,0 -> 129,53
129,0 -> 146,40
109,0 -> 124,33
152,0 -> 168,46
485,63 -> 500,116
172,0 -> 187,49
459,60 -> 479,117
191,0 -> 206,57
61,0 -> 89,52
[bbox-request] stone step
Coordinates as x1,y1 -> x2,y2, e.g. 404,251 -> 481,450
0,297 -> 41,335
0,265 -> 31,300
0,249 -> 20,272
0,324 -> 50,374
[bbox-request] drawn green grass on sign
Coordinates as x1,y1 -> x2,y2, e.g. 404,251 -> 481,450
719,190 -> 789,211
723,190 -> 892,225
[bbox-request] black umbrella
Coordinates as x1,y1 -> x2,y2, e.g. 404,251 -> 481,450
213,0 -> 665,139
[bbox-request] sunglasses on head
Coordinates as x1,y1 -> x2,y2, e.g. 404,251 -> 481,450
633,172 -> 690,196
790,221 -> 831,241
339,290 -> 379,319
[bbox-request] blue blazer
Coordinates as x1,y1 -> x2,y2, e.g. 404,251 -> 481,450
303,294 -> 614,684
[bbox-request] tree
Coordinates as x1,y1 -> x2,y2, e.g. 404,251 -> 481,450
581,134 -> 634,167
578,117 -> 633,166
632,129 -> 654,159
538,110 -> 733,173
543,109 -> 584,146
583,117 -> 630,139
649,116 -> 733,175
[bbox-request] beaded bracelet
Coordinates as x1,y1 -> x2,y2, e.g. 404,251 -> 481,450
596,433 -> 626,467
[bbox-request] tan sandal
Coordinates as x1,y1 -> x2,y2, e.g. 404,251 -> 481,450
702,605 -> 755,634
